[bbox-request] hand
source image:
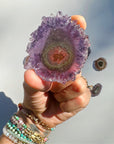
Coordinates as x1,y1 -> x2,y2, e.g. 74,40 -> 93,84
0,15 -> 91,144
23,15 -> 91,128
23,72 -> 91,128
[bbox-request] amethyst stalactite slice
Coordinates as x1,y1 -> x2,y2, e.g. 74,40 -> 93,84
24,11 -> 90,84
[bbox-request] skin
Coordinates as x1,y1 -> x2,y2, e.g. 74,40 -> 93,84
0,15 -> 91,143
71,15 -> 87,30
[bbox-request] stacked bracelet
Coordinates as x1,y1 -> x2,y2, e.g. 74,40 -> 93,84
3,126 -> 35,144
3,114 -> 48,144
3,103 -> 55,144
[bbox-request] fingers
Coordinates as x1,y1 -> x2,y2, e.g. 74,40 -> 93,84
54,75 -> 87,102
51,73 -> 81,93
51,81 -> 73,93
60,89 -> 91,112
53,75 -> 91,113
71,15 -> 87,30
24,69 -> 52,92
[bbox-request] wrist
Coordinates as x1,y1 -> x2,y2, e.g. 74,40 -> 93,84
2,109 -> 50,144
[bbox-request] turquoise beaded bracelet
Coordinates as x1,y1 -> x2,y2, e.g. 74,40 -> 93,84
3,126 -> 35,144
6,120 -> 32,143
3,114 -> 48,144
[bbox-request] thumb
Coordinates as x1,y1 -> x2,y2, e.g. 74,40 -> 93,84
24,69 -> 52,92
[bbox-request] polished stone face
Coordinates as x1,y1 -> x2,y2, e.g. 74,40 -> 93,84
41,29 -> 75,72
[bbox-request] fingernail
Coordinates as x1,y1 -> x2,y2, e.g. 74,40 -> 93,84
41,81 -> 52,92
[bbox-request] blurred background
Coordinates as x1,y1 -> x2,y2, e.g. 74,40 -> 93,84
0,0 -> 114,143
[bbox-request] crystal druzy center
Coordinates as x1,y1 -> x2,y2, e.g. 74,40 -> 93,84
49,47 -> 69,64
41,29 -> 75,72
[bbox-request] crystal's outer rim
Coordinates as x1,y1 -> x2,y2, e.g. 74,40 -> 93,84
24,11 -> 90,84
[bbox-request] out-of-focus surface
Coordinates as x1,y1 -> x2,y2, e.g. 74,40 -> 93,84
0,0 -> 114,143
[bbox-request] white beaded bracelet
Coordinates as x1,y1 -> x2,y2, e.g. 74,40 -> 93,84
3,126 -> 35,144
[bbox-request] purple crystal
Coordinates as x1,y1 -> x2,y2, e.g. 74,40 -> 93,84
24,11 -> 90,84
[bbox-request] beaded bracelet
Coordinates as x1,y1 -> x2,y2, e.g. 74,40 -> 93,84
3,126 -> 35,144
6,117 -> 46,144
3,114 -> 48,144
13,114 -> 48,143
18,103 -> 55,132
14,114 -> 47,143
5,116 -> 33,144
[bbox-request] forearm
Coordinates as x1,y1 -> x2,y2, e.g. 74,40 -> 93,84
0,135 -> 13,144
